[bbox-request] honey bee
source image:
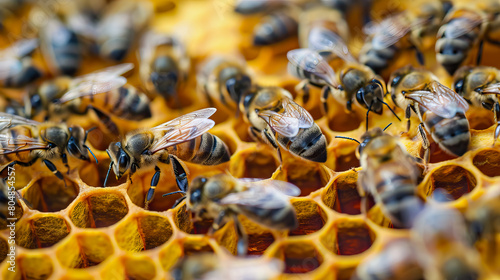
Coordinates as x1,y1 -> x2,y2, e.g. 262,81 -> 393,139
0,113 -> 97,186
139,31 -> 190,103
104,108 -> 231,209
197,56 -> 252,113
336,126 -> 424,228
359,13 -> 426,76
0,38 -> 42,88
354,239 -> 424,280
252,7 -> 299,46
96,0 -> 152,61
170,174 -> 299,255
287,42 -> 399,130
171,253 -> 283,280
389,66 -> 471,161
453,66 -> 500,143
234,0 -> 305,15
412,205 -> 482,280
240,86 -> 328,164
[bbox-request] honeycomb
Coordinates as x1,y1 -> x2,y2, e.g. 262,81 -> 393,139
1,0 -> 500,279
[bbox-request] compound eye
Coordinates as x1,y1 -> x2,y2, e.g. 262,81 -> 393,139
454,79 -> 464,93
118,154 -> 129,169
190,189 -> 202,204
48,142 -> 56,149
391,76 -> 401,87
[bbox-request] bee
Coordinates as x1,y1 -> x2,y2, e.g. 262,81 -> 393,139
336,125 -> 424,228
359,13 -> 426,76
167,174 -> 299,256
287,38 -> 399,130
234,0 -> 304,15
389,66 -> 470,161
354,239 -> 424,280
252,7 -> 299,46
452,66 -> 500,143
0,38 -> 42,88
412,205 -> 482,280
171,253 -> 283,280
104,108 -> 231,210
139,31 -> 190,103
97,0 -> 152,61
0,113 -> 97,186
197,56 -> 252,113
240,86 -> 328,164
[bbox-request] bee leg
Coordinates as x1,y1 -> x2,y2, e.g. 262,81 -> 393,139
89,106 -> 120,135
145,166 -> 161,210
476,40 -> 484,65
208,210 -> 227,236
365,101 -> 373,131
277,147 -> 283,170
321,86 -> 330,117
249,127 -> 263,143
413,45 -> 425,66
233,215 -> 248,256
61,153 -> 70,174
405,105 -> 412,133
418,123 -> 430,165
295,80 -> 310,103
43,160 -> 67,188
169,155 -> 188,193
172,196 -> 186,208
494,103 -> 500,146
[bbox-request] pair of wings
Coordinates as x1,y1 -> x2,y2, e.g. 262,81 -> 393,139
56,63 -> 134,103
217,178 -> 301,210
148,108 -> 217,154
405,81 -> 469,118
0,113 -> 49,155
257,97 -> 314,138
0,38 -> 38,81
440,16 -> 485,39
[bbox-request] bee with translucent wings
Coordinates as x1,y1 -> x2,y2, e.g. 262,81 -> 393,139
453,66 -> 500,144
0,38 -> 42,88
104,108 -> 231,210
240,86 -> 327,164
389,66 -> 470,162
287,29 -> 400,131
0,113 -> 97,187
166,174 -> 299,256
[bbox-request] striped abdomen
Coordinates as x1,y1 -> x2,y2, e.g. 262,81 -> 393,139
253,10 -> 298,45
238,204 -> 298,231
44,19 -> 82,76
359,42 -> 399,74
98,14 -> 134,61
422,110 -> 470,156
165,133 -> 230,165
276,124 -> 327,162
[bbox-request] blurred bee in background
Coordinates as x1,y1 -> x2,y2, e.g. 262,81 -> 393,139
0,38 -> 42,88
0,0 -> 26,31
234,0 -> 306,15
287,36 -> 400,130
354,239 -> 424,280
359,12 -> 429,76
453,66 -> 500,143
240,86 -> 328,164
252,6 -> 299,46
96,0 -> 152,61
197,56 -> 253,113
412,205 -> 482,280
336,125 -> 424,228
139,31 -> 190,106
166,174 -> 299,256
104,108 -> 231,210
389,66 -> 470,162
0,113 -> 97,186
171,253 -> 283,280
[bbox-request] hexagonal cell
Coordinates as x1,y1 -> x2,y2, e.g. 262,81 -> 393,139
70,192 -> 128,228
335,149 -> 360,172
231,147 -> 279,179
8,253 -> 54,280
332,219 -> 375,256
322,172 -> 375,215
424,165 -> 477,201
56,232 -> 113,269
23,176 -> 78,212
272,241 -> 324,274
174,204 -> 214,235
237,216 -> 276,255
80,158 -> 127,188
421,142 -> 457,164
467,108 -> 494,130
233,120 -> 254,143
101,255 -> 157,280
0,196 -> 23,230
115,213 -> 173,252
328,111 -> 362,132
183,239 -> 215,256
0,237 -> 7,263
85,126 -> 114,151
473,149 -> 500,177
16,215 -> 70,249
276,162 -> 329,196
289,200 -> 326,236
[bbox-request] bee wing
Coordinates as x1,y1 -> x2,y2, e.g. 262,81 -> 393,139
237,178 -> 301,196
258,110 -> 300,138
219,182 -> 298,209
72,63 -> 134,84
0,134 -> 48,154
1,38 -> 38,58
405,81 -> 469,118
0,113 -> 40,131
308,27 -> 357,63
281,97 -> 314,129
287,48 -> 338,87
371,14 -> 413,49
481,82 -> 500,95
57,77 -> 127,103
148,108 -> 217,154
443,18 -> 483,39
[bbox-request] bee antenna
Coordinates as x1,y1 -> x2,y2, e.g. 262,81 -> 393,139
162,191 -> 186,197
104,162 -> 113,187
84,145 -> 98,163
84,127 -> 97,143
377,98 -> 401,121
335,136 -> 361,144
383,123 -> 392,131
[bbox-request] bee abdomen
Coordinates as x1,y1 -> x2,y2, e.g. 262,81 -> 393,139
428,112 -> 470,156
110,86 -> 151,120
4,64 -> 41,88
379,184 -> 423,228
168,133 -> 230,165
280,125 -> 327,162
240,205 -> 298,231
253,11 -> 298,46
49,27 -> 82,76
359,45 -> 397,74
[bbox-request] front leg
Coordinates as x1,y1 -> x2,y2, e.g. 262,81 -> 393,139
418,123 -> 430,165
61,153 -> 69,174
233,215 -> 248,256
321,86 -> 331,117
145,166 -> 161,210
43,159 -> 67,188
167,155 -> 188,193
405,105 -> 412,133
208,210 -> 228,235
295,80 -> 310,102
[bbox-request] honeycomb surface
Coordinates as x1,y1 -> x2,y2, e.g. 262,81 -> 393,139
1,0 -> 500,279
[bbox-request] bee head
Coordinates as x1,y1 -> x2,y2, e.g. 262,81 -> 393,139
67,126 -> 98,163
187,176 -> 208,209
356,79 -> 385,115
452,66 -> 473,96
221,67 -> 252,104
106,142 -> 130,180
